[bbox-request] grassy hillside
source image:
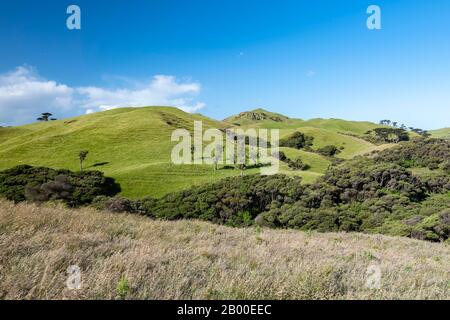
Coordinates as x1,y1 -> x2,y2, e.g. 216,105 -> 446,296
279,147 -> 331,183
0,107 -> 263,198
1,200 -> 448,300
430,128 -> 450,139
228,109 -> 384,133
279,127 -> 377,159
229,109 -> 390,158
0,107 -> 395,198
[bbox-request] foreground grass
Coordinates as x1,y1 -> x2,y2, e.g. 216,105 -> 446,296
0,200 -> 449,300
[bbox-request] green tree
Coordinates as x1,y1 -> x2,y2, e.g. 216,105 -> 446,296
78,150 -> 89,171
37,112 -> 53,122
279,132 -> 314,150
317,145 -> 341,157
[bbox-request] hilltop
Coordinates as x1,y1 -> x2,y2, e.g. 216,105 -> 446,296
1,200 -> 448,299
0,106 -> 438,198
224,108 -> 290,125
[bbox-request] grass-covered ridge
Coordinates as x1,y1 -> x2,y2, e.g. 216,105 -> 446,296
0,107 -> 255,198
0,107 -> 393,198
1,200 -> 448,300
430,127 -> 450,140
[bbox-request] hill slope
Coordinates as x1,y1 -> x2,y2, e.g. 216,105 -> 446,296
431,128 -> 450,140
0,107 -> 257,198
0,107 -> 394,198
1,200 -> 448,299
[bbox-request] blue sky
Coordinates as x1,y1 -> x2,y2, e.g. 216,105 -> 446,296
0,0 -> 449,129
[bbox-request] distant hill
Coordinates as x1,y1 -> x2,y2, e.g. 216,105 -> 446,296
224,108 -> 290,125
224,109 -> 391,159
0,106 -> 402,198
430,128 -> 450,139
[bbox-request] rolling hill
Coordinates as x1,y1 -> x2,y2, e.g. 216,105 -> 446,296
430,127 -> 450,140
0,107 -> 255,198
0,107 -> 401,198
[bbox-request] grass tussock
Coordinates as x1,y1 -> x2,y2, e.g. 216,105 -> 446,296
0,200 -> 448,300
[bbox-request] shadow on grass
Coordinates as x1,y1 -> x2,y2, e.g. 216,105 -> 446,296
219,163 -> 272,170
89,162 -> 110,168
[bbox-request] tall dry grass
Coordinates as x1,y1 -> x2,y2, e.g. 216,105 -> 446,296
0,200 -> 448,300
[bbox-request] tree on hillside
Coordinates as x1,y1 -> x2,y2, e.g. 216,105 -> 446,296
373,128 -> 409,143
279,132 -> 314,150
317,145 -> 341,157
78,150 -> 89,171
409,127 -> 431,138
37,113 -> 55,122
190,145 -> 196,162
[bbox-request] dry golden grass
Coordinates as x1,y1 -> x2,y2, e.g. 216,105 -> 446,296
0,200 -> 449,300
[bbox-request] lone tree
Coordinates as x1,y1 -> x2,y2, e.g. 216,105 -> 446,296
78,150 -> 89,171
37,113 -> 53,122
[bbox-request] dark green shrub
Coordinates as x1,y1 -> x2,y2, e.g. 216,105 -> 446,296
277,151 -> 287,162
0,165 -> 121,206
25,175 -> 74,203
441,161 -> 450,174
92,196 -> 154,215
373,127 -> 410,143
317,145 -> 341,157
375,138 -> 450,169
226,211 -> 253,227
279,132 -> 314,149
286,157 -> 310,170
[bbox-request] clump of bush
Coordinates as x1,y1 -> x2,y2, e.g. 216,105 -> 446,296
441,161 -> 450,174
374,138 -> 450,169
0,165 -> 121,207
369,127 -> 410,143
316,145 -> 341,157
286,157 -> 310,170
277,152 -> 310,171
279,132 -> 314,150
92,195 -> 156,215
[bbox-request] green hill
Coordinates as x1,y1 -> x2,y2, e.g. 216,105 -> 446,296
430,128 -> 450,139
226,109 -> 390,158
0,107 -> 258,198
0,107 -> 394,198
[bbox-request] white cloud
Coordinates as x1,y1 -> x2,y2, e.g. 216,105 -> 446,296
77,75 -> 204,114
0,66 -> 206,126
0,66 -> 74,125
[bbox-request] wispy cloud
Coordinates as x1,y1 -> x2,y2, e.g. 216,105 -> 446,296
0,66 -> 206,126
